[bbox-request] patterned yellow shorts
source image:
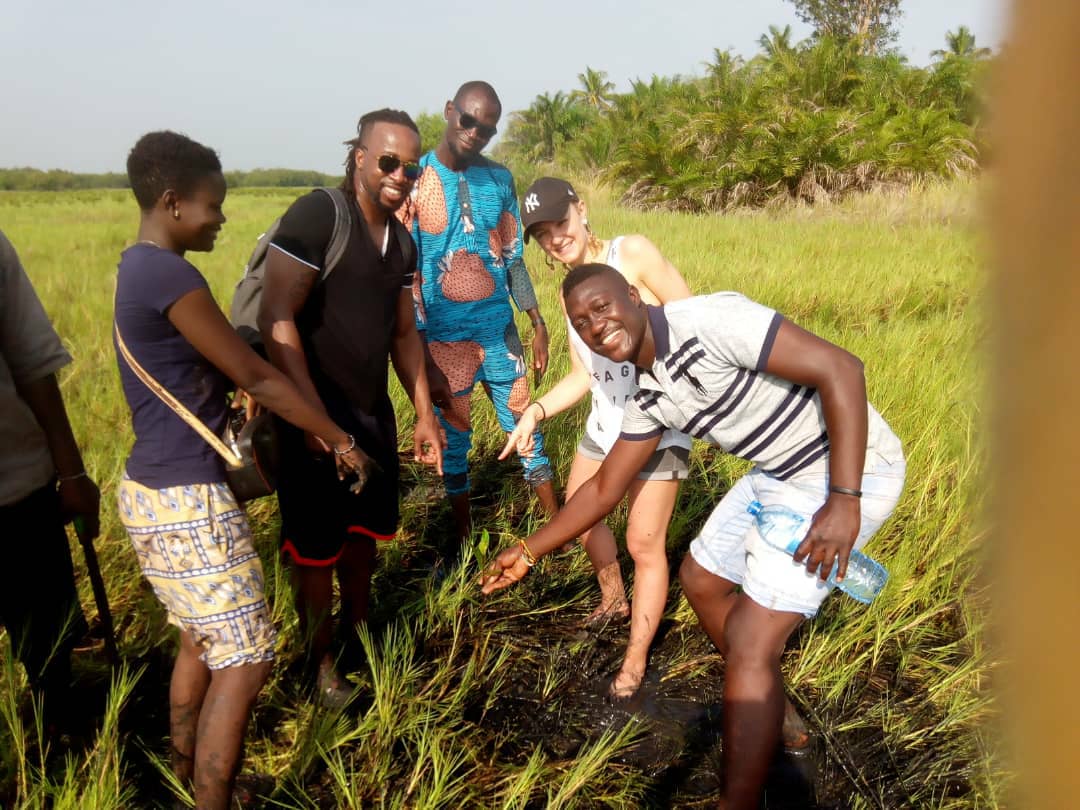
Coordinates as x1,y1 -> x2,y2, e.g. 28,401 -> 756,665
117,476 -> 277,669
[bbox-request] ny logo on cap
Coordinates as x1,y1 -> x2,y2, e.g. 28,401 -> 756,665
524,192 -> 540,213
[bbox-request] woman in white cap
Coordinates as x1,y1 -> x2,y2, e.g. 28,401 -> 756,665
502,177 -> 691,697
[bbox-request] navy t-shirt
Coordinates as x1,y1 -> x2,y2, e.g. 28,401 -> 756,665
114,243 -> 231,488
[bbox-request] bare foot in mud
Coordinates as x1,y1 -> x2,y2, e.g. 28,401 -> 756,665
608,668 -> 645,700
584,599 -> 630,627
317,663 -> 355,711
782,697 -> 811,750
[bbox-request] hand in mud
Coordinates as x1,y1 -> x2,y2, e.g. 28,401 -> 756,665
609,668 -> 645,701
479,544 -> 532,594
792,493 -> 861,581
334,447 -> 382,495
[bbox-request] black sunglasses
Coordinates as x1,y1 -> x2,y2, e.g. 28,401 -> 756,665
454,104 -> 498,139
376,153 -> 422,180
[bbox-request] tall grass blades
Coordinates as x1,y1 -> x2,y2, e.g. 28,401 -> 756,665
0,179 -> 999,807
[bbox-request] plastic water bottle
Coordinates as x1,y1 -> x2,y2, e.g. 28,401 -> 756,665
746,500 -> 888,604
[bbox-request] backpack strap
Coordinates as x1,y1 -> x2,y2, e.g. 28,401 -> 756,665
315,186 -> 412,277
318,187 -> 352,282
241,187 -> 351,280
242,225 -> 276,277
390,215 -> 416,270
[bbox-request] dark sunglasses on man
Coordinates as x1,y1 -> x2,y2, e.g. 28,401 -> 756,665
375,154 -> 422,181
454,104 -> 498,139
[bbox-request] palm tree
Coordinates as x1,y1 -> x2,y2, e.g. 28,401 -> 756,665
573,67 -> 615,111
704,48 -> 744,87
512,91 -> 585,161
932,26 -> 992,60
758,24 -> 795,58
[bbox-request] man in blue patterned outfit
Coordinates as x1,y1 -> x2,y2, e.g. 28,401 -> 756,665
404,80 -> 557,550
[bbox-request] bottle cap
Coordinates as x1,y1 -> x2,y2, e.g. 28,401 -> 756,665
746,500 -> 763,516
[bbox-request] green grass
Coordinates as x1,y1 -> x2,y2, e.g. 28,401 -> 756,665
0,180 -> 999,808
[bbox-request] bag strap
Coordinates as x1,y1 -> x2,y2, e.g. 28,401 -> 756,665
242,187 -> 351,281
114,322 -> 242,467
319,187 -> 352,282
390,215 -> 414,268
322,187 -> 413,275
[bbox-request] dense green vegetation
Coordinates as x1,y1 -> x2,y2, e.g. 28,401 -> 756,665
494,29 -> 992,211
0,182 -> 999,807
5,22 -> 991,215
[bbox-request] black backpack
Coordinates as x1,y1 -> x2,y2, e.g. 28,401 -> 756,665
230,187 -> 352,349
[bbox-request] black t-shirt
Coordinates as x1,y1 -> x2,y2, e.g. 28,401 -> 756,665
270,190 -> 414,421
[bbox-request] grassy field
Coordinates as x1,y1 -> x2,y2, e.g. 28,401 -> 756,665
0,181 -> 998,808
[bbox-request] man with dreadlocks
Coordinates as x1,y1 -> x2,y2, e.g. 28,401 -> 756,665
258,109 -> 443,707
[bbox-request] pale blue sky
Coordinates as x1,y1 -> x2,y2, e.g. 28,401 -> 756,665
1,0 -> 1009,174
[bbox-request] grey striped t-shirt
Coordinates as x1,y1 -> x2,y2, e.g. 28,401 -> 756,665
619,293 -> 900,480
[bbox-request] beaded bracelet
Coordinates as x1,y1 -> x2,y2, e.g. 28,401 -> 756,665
519,540 -> 538,567
829,484 -> 862,498
333,434 -> 356,456
531,317 -> 546,329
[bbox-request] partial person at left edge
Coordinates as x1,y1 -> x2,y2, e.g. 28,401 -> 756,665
0,228 -> 99,730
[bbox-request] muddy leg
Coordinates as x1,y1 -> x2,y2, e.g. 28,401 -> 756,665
449,491 -> 472,549
678,555 -> 741,651
170,631 -> 211,791
590,557 -> 629,621
679,555 -> 809,747
193,660 -> 271,810
337,535 -> 376,673
532,479 -> 559,517
567,453 -> 628,622
611,478 -> 679,697
291,564 -> 338,687
719,594 -> 803,810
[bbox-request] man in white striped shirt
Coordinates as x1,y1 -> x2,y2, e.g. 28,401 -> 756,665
483,263 -> 906,810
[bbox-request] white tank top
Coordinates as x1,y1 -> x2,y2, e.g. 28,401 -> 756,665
567,237 -> 693,455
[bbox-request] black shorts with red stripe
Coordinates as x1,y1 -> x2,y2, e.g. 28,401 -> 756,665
275,401 -> 399,567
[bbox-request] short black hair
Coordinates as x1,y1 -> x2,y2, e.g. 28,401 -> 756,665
562,263 -> 628,300
126,131 -> 221,211
342,109 -> 420,191
453,81 -> 500,111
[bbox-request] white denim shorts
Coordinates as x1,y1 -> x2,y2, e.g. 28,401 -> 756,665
688,446 -> 907,618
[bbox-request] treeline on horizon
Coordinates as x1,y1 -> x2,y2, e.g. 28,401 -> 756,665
4,21 -> 992,211
0,167 -> 342,192
493,24 -> 994,211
